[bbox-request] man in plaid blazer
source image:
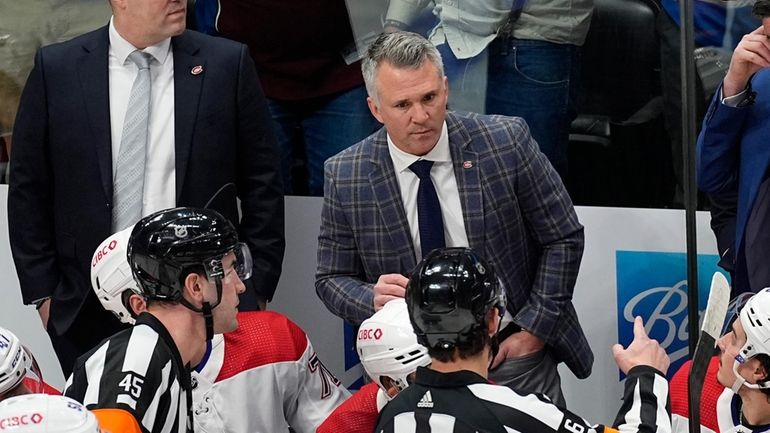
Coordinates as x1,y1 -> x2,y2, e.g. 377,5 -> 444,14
316,31 -> 592,405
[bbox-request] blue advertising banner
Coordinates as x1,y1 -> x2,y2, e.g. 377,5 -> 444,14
616,251 -> 728,378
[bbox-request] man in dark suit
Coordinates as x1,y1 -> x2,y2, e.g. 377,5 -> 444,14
316,31 -> 592,406
8,0 -> 284,375
697,0 -> 770,296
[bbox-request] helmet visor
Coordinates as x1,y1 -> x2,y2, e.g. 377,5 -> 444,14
721,292 -> 754,338
233,243 -> 253,281
203,242 -> 252,284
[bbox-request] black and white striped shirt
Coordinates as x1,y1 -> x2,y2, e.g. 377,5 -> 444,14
64,313 -> 193,433
375,366 -> 670,433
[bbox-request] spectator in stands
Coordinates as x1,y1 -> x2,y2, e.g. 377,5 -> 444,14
382,0 -> 593,175
697,0 -> 770,295
0,0 -> 112,145
195,0 -> 380,195
658,0 -> 756,227
315,30 -> 591,406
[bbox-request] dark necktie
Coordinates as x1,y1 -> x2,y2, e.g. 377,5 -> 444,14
409,159 -> 446,258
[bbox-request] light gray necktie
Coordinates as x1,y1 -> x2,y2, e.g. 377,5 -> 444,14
112,50 -> 152,231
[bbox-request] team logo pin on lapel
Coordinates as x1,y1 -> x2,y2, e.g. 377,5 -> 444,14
463,161 -> 473,169
191,65 -> 204,75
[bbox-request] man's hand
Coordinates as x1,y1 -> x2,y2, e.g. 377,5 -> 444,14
612,316 -> 670,375
37,299 -> 51,330
491,330 -> 545,369
723,25 -> 770,97
373,274 -> 409,311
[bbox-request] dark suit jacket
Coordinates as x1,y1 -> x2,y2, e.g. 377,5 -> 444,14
697,73 -> 770,293
8,26 -> 284,335
316,112 -> 593,378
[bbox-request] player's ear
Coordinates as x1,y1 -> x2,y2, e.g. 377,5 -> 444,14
486,308 -> 500,336
182,272 -> 205,304
126,292 -> 147,317
751,357 -> 769,384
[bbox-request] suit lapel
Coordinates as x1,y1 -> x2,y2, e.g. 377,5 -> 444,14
77,27 -> 113,201
171,32 -> 205,202
368,133 -> 417,272
447,113 -> 485,251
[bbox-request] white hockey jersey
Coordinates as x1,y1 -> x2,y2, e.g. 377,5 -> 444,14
191,311 -> 350,433
671,357 -> 770,433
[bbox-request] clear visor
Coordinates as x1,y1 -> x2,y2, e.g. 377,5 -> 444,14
721,292 -> 754,338
202,242 -> 252,284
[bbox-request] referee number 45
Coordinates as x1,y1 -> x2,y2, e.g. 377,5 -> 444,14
119,373 -> 144,399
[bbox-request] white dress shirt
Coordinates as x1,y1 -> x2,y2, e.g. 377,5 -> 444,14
108,17 -> 176,218
387,122 -> 469,261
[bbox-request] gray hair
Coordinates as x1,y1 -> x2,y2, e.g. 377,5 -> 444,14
361,31 -> 445,104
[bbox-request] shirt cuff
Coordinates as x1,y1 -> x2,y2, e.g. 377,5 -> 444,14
721,87 -> 749,107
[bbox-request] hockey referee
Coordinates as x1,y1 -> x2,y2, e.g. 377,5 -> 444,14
375,248 -> 671,433
64,207 -> 249,433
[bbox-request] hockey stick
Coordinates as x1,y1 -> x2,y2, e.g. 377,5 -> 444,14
688,272 -> 730,433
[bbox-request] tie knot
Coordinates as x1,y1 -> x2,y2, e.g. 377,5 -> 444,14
409,159 -> 434,179
128,50 -> 153,70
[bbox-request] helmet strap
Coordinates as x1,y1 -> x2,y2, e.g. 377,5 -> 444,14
488,315 -> 504,369
202,302 -> 214,341
179,276 -> 225,341
731,358 -> 770,392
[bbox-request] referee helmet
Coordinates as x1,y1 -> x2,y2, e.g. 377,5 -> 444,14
406,248 -> 505,351
128,207 -> 252,340
128,207 -> 250,303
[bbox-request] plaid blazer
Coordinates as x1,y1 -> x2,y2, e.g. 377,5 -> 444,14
316,112 -> 593,378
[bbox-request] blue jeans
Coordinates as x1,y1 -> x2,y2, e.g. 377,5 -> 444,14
437,43 -> 488,113
486,38 -> 580,176
267,85 -> 380,196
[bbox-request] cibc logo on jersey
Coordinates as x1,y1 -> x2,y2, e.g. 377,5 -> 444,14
615,251 -> 726,379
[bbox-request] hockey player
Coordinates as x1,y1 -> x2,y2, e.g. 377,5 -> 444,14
317,298 -> 431,433
65,207 -> 249,433
0,394 -> 104,433
376,247 -> 671,433
90,224 -> 349,433
0,326 -> 56,401
671,288 -> 770,432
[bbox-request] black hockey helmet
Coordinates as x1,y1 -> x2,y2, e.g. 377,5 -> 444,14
406,248 -> 505,351
127,207 -> 249,302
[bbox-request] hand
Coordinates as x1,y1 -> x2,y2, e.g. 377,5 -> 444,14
491,330 -> 545,369
723,25 -> 770,97
373,274 -> 409,311
612,316 -> 670,375
37,298 -> 51,330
